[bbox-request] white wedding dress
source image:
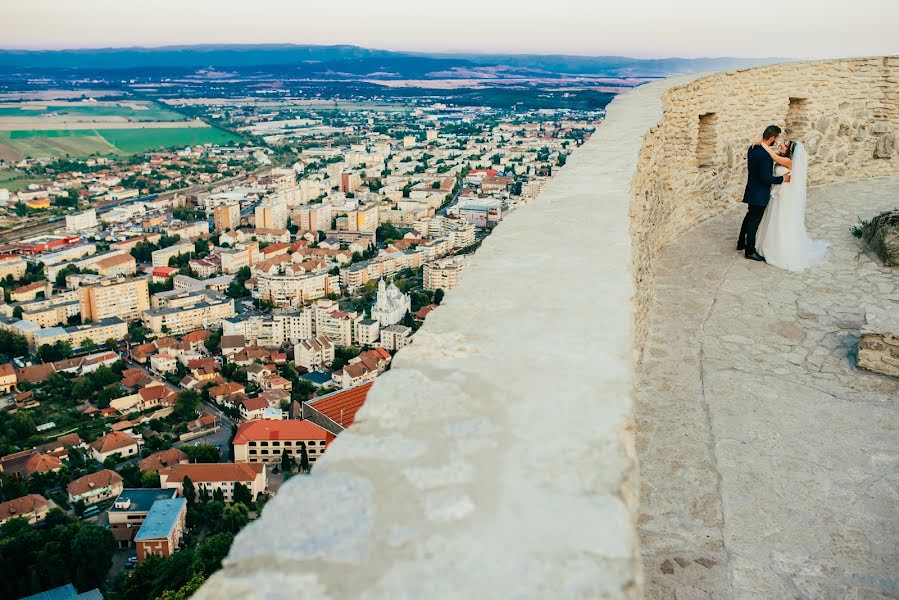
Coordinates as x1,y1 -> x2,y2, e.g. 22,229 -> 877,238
756,142 -> 828,271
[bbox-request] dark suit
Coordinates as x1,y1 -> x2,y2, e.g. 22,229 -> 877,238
739,144 -> 784,255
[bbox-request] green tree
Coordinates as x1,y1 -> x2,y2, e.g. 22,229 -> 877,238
0,329 -> 29,361
182,476 -> 196,505
158,573 -> 208,600
232,481 -> 253,505
140,470 -> 161,488
173,389 -> 201,421
433,288 -> 445,305
0,472 -> 28,502
80,337 -> 95,350
192,532 -> 234,575
299,441 -> 310,473
222,503 -> 249,533
212,487 -> 225,503
183,443 -> 220,463
70,525 -> 116,591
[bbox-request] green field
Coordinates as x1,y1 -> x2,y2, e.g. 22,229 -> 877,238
0,102 -> 186,122
97,127 -> 242,153
0,127 -> 242,159
0,168 -> 44,192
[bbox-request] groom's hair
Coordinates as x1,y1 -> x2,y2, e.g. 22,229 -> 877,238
762,125 -> 782,140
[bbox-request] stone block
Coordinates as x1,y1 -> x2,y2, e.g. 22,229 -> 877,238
857,310 -> 899,377
874,133 -> 895,159
858,209 -> 899,266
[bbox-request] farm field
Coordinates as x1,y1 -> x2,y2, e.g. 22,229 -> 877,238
0,168 -> 44,193
0,126 -> 241,160
0,101 -> 186,121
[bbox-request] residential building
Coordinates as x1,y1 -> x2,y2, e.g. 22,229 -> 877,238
331,348 -> 391,389
238,396 -> 269,421
213,202 -> 241,232
108,488 -> 179,547
138,448 -> 189,473
142,291 -> 235,335
94,253 -> 137,278
90,431 -> 142,462
0,256 -> 27,280
134,498 -> 188,562
151,243 -> 194,268
65,209 -> 98,233
30,317 -> 129,350
292,204 -> 332,232
232,419 -> 332,465
294,335 -> 335,371
370,278 -> 411,326
255,202 -> 288,230
423,256 -> 466,291
0,449 -> 62,478
165,221 -> 209,241
159,463 -> 267,503
354,319 -> 380,346
380,324 -> 413,351
0,493 -> 50,526
79,277 -> 150,323
67,469 -> 124,506
0,363 -> 16,394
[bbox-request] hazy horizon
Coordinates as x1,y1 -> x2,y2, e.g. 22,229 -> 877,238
4,0 -> 899,59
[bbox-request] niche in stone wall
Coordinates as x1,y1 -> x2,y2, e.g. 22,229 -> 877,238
697,112 -> 718,169
785,97 -> 810,139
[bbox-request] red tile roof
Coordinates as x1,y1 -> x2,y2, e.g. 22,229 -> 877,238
160,462 -> 263,483
240,396 -> 269,412
67,469 -> 123,497
233,419 -> 330,445
306,382 -> 373,429
0,494 -> 49,522
90,431 -> 139,454
138,448 -> 189,472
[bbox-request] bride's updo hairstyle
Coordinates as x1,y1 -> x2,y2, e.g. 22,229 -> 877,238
785,141 -> 796,158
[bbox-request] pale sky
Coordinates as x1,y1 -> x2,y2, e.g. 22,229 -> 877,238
4,0 -> 899,59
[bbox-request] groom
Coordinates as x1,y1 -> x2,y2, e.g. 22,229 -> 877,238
738,125 -> 792,261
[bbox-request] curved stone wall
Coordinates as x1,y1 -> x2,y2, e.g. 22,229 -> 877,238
194,57 -> 898,599
195,78 -> 693,600
631,56 -> 899,355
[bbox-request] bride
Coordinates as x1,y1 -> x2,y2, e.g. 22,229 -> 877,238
756,140 -> 828,271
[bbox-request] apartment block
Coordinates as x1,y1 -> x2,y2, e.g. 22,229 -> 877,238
151,243 -> 194,268
143,291 -> 235,335
213,202 -> 241,232
255,202 -> 288,230
159,463 -> 267,503
134,498 -> 187,563
79,277 -> 150,323
423,256 -> 466,292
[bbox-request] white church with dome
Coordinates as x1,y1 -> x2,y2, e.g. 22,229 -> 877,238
371,278 -> 412,327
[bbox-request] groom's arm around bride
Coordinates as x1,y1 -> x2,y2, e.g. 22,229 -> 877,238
738,125 -> 788,261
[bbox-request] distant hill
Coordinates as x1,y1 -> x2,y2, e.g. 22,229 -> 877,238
0,44 -> 780,78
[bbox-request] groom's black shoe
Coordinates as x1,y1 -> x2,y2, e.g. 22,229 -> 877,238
745,251 -> 766,262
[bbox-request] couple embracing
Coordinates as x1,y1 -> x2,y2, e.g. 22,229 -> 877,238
738,125 -> 828,271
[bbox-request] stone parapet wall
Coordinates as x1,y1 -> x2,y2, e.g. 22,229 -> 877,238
195,77 -> 690,600
631,57 -> 899,355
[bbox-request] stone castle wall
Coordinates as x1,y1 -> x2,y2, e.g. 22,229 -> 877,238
631,57 -> 899,355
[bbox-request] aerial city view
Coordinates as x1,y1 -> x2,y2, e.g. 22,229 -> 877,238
0,2 -> 897,600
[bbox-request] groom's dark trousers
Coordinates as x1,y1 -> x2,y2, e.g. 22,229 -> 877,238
740,144 -> 784,256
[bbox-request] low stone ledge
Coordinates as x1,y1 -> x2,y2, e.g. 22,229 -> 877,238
858,309 -> 899,377
194,78 -> 688,600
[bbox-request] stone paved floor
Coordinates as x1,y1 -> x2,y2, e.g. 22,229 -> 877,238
636,176 -> 899,599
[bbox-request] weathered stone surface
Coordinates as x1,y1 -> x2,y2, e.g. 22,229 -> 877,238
858,310 -> 899,377
630,56 -> 899,356
859,209 -> 899,266
874,133 -> 896,159
195,73 -> 694,600
637,177 -> 899,599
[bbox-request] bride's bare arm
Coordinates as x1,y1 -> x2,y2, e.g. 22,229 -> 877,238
761,143 -> 793,169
